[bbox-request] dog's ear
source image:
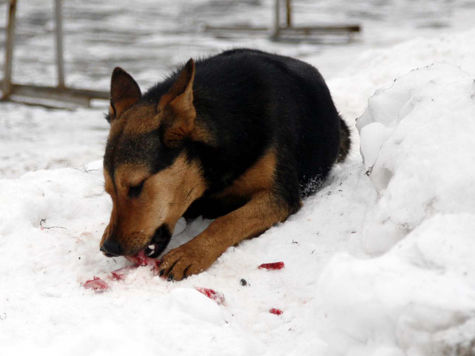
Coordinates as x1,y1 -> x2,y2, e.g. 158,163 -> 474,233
108,67 -> 141,122
158,59 -> 196,146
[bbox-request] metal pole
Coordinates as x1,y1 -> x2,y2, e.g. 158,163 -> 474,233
54,0 -> 65,88
2,0 -> 17,100
273,0 -> 281,38
285,0 -> 292,28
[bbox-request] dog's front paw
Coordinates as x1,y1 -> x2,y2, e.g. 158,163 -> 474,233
159,242 -> 216,281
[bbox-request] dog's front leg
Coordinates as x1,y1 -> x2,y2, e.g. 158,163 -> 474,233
159,191 -> 293,281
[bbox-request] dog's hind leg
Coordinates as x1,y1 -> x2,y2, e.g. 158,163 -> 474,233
158,190 -> 292,281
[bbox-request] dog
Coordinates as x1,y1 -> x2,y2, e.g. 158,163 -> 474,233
100,48 -> 350,280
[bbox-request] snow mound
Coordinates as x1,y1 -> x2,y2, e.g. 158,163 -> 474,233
330,28 -> 475,120
0,156 -> 372,356
313,63 -> 475,356
317,213 -> 475,356
358,63 -> 475,253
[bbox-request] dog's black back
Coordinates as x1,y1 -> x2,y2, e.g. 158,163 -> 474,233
142,49 -> 348,216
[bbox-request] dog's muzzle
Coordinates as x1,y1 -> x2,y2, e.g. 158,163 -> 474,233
100,238 -> 122,257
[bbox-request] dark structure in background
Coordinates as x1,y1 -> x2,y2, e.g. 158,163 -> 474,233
206,0 -> 360,41
0,0 -> 360,109
1,0 -> 108,108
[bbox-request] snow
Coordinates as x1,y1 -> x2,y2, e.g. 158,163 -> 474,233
0,105 -> 108,178
329,28 -> 475,120
357,63 -> 475,254
0,161 -> 373,355
317,213 -> 475,356
2,1 -> 475,354
314,62 -> 475,355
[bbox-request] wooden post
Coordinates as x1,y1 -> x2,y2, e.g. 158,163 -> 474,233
54,0 -> 65,88
273,0 -> 281,38
285,0 -> 292,28
2,0 -> 17,100
0,0 -> 108,108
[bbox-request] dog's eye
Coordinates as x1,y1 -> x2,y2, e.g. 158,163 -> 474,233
128,180 -> 145,198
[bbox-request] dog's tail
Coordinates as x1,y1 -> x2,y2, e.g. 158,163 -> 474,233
337,117 -> 351,163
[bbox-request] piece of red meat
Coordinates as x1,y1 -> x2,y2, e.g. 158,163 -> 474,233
269,308 -> 283,315
125,250 -> 160,268
195,287 -> 225,305
83,276 -> 109,291
83,250 -> 161,292
258,261 -> 285,270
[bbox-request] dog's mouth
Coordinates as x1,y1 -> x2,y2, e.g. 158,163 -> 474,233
142,225 -> 172,258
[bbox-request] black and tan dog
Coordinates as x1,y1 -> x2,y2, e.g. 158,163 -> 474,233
100,49 -> 350,280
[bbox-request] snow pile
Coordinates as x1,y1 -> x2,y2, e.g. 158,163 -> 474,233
0,159 -> 372,355
329,28 -> 475,120
358,63 -> 475,253
315,63 -> 475,355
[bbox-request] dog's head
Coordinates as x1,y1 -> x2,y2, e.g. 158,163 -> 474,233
100,60 -> 207,258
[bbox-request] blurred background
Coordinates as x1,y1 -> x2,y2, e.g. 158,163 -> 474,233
1,0 -> 475,177
1,0 -> 475,89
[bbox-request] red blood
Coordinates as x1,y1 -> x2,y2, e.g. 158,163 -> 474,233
269,308 -> 283,315
125,250 -> 149,266
195,287 -> 225,305
84,250 -> 161,291
110,265 -> 138,280
83,276 -> 109,292
258,261 -> 285,270
110,271 -> 123,280
125,250 -> 161,269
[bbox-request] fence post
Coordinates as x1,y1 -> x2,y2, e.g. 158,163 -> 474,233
2,0 -> 17,100
286,0 -> 292,28
54,0 -> 65,88
273,0 -> 281,38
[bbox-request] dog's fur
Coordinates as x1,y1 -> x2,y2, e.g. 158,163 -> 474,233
100,49 -> 350,280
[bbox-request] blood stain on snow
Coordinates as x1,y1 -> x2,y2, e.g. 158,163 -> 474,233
110,266 -> 135,281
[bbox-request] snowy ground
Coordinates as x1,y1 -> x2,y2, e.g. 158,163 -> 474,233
2,1 -> 475,355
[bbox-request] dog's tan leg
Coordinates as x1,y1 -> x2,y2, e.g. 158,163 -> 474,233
159,190 -> 293,280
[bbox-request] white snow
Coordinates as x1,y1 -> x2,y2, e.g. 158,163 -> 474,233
329,28 -> 475,121
0,158 -> 374,356
357,63 -> 475,254
2,4 -> 475,355
312,62 -> 475,355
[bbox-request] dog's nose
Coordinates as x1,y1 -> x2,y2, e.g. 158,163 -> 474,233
100,239 -> 122,257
